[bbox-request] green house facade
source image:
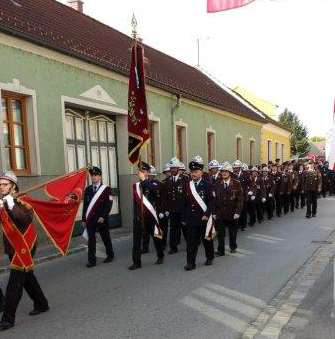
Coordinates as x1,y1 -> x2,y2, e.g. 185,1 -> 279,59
0,0 -> 267,240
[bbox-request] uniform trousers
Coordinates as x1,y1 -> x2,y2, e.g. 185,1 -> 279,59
2,269 -> 48,325
142,217 -> 169,251
275,193 -> 282,216
186,221 -> 214,266
300,192 -> 306,208
132,220 -> 164,265
169,212 -> 187,251
306,191 -> 318,217
217,219 -> 238,253
87,223 -> 114,264
264,197 -> 275,219
247,200 -> 263,225
283,193 -> 290,214
289,191 -> 295,212
238,204 -> 248,230
0,287 -> 4,311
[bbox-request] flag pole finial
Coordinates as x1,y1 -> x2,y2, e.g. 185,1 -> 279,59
131,13 -> 138,40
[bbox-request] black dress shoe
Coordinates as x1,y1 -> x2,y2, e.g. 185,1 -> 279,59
86,262 -> 96,268
215,251 -> 225,257
0,321 -> 14,331
128,263 -> 141,270
312,214 -> 316,217
168,249 -> 178,255
155,257 -> 164,265
205,259 -> 213,266
306,215 -> 311,218
230,249 -> 237,253
184,264 -> 196,271
141,249 -> 149,254
103,256 -> 114,263
29,307 -> 49,316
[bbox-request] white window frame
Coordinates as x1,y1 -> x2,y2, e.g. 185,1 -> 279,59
0,79 -> 41,175
206,126 -> 216,163
236,133 -> 243,161
174,119 -> 188,165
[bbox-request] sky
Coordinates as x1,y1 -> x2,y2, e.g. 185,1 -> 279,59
59,0 -> 335,136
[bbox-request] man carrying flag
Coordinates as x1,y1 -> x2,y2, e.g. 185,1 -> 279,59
0,172 -> 49,331
207,0 -> 255,13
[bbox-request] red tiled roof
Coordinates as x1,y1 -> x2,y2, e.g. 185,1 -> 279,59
0,0 -> 266,123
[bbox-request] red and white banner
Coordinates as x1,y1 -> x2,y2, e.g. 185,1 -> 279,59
207,0 -> 255,13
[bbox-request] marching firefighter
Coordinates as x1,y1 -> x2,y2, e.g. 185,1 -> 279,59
129,161 -> 164,270
247,167 -> 265,226
214,163 -> 243,255
184,156 -> 215,271
142,165 -> 161,254
303,162 -> 322,218
82,166 -> 115,268
163,157 -> 188,254
233,161 -> 249,231
0,172 -> 49,331
207,160 -> 221,185
261,167 -> 275,220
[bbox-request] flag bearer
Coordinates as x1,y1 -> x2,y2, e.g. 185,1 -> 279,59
0,172 -> 49,331
129,161 -> 164,270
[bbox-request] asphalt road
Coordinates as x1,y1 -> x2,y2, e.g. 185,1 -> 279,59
1,198 -> 334,339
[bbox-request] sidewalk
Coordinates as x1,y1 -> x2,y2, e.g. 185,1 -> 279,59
0,225 -> 132,274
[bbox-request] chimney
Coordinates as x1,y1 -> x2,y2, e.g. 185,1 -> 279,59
67,0 -> 84,13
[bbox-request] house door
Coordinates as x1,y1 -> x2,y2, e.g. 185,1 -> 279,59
65,107 -> 121,228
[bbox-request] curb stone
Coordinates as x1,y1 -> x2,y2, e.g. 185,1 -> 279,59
242,229 -> 335,339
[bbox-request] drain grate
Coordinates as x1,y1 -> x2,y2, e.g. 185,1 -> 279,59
311,240 -> 333,244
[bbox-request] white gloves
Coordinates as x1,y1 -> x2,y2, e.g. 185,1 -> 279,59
213,215 -> 216,220
159,213 -> 164,219
233,214 -> 240,220
269,193 -> 273,198
165,211 -> 170,217
248,191 -> 253,196
3,195 -> 14,210
251,196 -> 256,201
262,198 -> 266,203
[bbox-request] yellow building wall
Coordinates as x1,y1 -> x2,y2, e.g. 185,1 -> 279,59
261,126 -> 291,164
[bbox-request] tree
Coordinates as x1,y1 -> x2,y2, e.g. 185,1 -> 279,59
279,109 -> 311,157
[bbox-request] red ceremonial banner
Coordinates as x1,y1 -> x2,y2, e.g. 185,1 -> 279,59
21,169 -> 88,255
207,0 -> 255,12
128,42 -> 150,165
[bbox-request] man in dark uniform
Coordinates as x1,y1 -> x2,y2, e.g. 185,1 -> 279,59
261,167 -> 275,220
129,161 -> 164,270
0,172 -> 49,331
295,163 -> 305,209
247,167 -> 265,226
142,165 -> 162,254
233,161 -> 249,231
281,163 -> 290,214
271,165 -> 282,217
82,167 -> 114,268
214,163 -> 243,256
320,161 -> 331,198
303,162 -> 322,218
158,163 -> 171,251
184,156 -> 215,271
163,157 -> 188,254
287,163 -> 298,212
207,160 -> 221,185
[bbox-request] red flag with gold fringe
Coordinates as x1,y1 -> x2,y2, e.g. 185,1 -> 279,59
128,42 -> 150,165
20,169 -> 88,255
